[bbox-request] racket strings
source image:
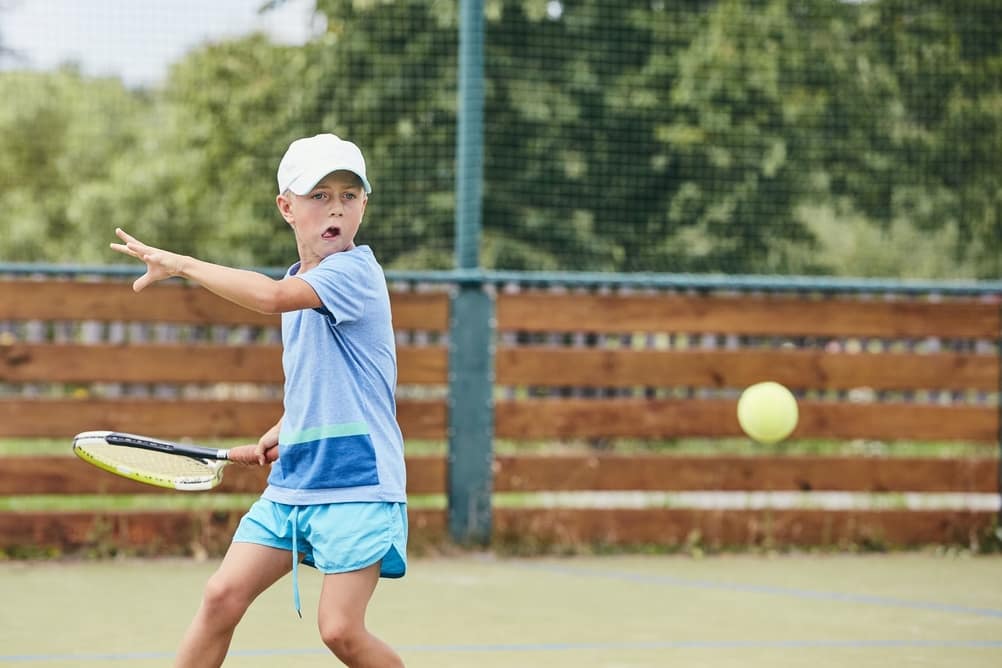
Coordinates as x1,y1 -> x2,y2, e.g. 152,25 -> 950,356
78,441 -> 216,478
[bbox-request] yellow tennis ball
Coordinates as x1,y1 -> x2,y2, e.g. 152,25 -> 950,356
737,381 -> 798,444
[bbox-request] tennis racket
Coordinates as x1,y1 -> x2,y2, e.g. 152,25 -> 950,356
73,430 -> 233,491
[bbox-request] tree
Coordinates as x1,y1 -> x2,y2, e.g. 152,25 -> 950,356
69,35 -> 310,268
311,0 -> 461,270
812,0 -> 1002,277
653,0 -> 821,273
2,0 -> 998,279
0,68 -> 148,262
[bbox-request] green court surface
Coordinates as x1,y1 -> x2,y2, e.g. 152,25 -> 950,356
1,553 -> 1000,667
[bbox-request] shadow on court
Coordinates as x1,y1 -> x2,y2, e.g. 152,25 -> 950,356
1,553 -> 1000,667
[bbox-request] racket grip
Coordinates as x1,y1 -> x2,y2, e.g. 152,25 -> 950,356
225,444 -> 279,465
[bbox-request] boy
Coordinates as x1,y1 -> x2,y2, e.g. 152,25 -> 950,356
111,133 -> 408,668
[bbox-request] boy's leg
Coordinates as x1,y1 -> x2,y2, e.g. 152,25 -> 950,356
174,542 -> 294,668
317,562 -> 405,668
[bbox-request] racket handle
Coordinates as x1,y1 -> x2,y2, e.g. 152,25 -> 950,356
226,444 -> 279,465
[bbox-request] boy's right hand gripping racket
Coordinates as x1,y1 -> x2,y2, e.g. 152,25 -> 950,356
73,430 -> 235,491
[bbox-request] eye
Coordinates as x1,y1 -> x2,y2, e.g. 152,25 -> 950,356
312,191 -> 329,201
343,192 -> 356,201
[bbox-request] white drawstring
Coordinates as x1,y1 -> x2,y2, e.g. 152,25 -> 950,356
290,506 -> 302,618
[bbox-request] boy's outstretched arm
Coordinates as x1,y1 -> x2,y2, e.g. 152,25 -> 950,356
110,228 -> 319,314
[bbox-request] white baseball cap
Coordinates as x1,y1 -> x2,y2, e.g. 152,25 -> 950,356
276,133 -> 372,195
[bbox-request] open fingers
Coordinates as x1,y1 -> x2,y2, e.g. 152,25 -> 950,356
110,228 -> 165,292
110,228 -> 149,261
114,227 -> 138,244
109,242 -> 141,260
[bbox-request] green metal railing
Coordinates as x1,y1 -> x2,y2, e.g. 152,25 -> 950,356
6,263 -> 1002,296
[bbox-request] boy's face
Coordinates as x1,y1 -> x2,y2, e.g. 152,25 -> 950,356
276,170 -> 367,268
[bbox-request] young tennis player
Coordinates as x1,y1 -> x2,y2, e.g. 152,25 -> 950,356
111,133 -> 408,668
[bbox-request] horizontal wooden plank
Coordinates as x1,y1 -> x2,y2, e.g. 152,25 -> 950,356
7,280 -> 997,339
491,454 -> 998,493
0,279 -> 449,330
0,510 -> 245,556
496,347 -> 998,391
495,398 -> 1000,443
492,508 -> 996,548
0,455 -> 446,495
4,454 -> 991,495
496,292 -> 1001,339
389,291 -> 450,331
0,342 -> 447,385
0,508 -> 447,556
0,398 -> 447,439
398,347 -> 449,385
0,398 -> 284,439
0,396 -> 992,443
0,342 -> 283,384
1,279 -> 277,326
2,341 -> 990,392
0,508 -> 991,554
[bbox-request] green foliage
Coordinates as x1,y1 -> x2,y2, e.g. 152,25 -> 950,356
0,68 -> 148,262
68,36 -> 309,267
312,0 -> 461,269
660,0 -> 817,273
797,204 -> 978,279
821,0 -> 1002,277
0,0 -> 998,278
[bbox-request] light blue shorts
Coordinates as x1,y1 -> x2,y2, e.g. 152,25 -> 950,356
234,499 -> 408,576
233,499 -> 407,614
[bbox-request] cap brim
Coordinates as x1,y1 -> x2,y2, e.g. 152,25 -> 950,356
286,166 -> 371,195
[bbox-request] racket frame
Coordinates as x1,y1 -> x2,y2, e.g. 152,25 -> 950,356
72,430 -> 231,491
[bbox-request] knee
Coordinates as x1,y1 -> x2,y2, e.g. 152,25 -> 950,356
318,616 -> 366,662
199,573 -> 250,626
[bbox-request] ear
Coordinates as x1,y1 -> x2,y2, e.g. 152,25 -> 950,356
276,193 -> 295,226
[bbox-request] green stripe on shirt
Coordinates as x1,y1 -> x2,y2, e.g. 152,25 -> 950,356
282,421 -> 370,445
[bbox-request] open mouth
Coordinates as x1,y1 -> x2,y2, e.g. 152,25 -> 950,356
322,226 -> 341,240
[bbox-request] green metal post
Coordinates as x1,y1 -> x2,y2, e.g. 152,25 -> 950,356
455,0 -> 484,272
448,0 -> 493,545
447,286 -> 494,545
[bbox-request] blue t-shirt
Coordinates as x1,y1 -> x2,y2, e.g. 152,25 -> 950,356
262,246 -> 407,505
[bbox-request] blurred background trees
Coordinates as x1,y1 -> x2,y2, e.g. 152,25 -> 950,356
1,0 -> 998,278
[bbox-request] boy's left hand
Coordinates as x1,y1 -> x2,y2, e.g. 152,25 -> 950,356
110,228 -> 188,292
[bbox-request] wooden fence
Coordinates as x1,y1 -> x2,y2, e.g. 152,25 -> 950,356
0,275 -> 999,554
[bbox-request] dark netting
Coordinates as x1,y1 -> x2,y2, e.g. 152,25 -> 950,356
0,0 -> 999,278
